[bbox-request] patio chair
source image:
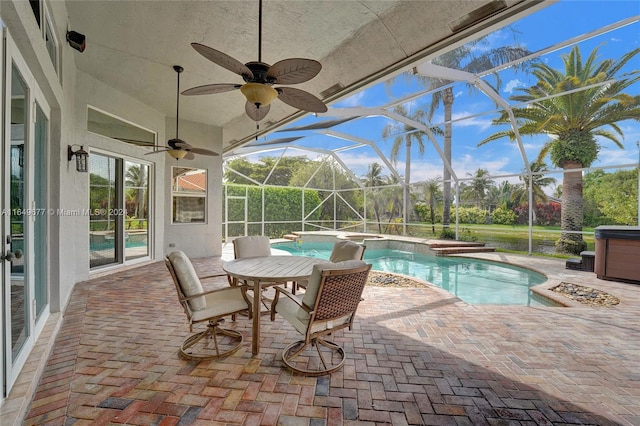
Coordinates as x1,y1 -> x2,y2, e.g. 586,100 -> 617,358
329,240 -> 366,262
230,235 -> 287,311
295,240 -> 366,292
270,260 -> 371,376
166,250 -> 252,360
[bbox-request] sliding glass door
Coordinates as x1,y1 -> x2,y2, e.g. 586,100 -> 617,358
89,153 -> 151,269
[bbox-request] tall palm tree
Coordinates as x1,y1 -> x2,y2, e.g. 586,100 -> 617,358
423,36 -> 530,228
420,177 -> 442,233
125,164 -> 147,219
363,162 -> 386,233
382,104 -> 442,231
462,168 -> 494,209
479,45 -> 640,254
511,162 -> 556,223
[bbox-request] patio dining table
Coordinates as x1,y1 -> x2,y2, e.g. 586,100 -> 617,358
223,255 -> 329,355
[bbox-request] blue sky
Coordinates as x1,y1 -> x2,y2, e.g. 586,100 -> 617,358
248,1 -> 639,191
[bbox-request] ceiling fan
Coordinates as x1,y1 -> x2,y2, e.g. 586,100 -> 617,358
182,0 -> 328,123
146,65 -> 219,160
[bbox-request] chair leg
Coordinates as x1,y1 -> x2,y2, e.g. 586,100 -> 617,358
180,319 -> 243,360
281,338 -> 346,376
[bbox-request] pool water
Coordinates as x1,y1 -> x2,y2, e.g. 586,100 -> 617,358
273,241 -> 555,307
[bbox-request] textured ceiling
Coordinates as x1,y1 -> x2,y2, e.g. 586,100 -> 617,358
65,0 -> 544,152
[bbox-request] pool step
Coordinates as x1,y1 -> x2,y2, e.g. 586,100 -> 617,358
431,246 -> 496,256
283,234 -> 299,241
427,241 -> 486,249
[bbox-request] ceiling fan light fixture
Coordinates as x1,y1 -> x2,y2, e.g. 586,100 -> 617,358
241,83 -> 278,108
168,149 -> 188,160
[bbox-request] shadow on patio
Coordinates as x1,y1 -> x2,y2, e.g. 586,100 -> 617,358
20,257 -> 639,425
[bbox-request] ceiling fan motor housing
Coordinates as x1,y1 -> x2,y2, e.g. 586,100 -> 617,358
243,61 -> 273,84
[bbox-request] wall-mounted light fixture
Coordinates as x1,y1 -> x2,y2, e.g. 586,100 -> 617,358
68,145 -> 89,172
66,30 -> 86,53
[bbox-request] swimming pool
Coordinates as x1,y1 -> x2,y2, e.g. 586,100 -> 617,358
272,241 -> 555,307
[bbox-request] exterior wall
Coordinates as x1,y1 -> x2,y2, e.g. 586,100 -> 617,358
0,0 -> 224,401
163,117 -> 223,258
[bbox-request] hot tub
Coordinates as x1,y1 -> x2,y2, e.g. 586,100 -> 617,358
594,226 -> 640,284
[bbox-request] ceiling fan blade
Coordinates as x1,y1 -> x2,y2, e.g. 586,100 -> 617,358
276,87 -> 328,113
182,83 -> 241,96
191,43 -> 254,79
183,152 -> 195,160
245,101 -> 271,121
267,58 -> 322,85
189,147 -> 219,156
144,149 -> 169,155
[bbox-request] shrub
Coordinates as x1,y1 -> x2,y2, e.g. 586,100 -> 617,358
491,206 -> 517,225
452,206 -> 489,224
439,227 -> 456,239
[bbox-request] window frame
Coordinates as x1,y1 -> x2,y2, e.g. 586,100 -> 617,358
171,166 -> 207,224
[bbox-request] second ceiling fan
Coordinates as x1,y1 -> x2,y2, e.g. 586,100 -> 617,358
182,0 -> 328,122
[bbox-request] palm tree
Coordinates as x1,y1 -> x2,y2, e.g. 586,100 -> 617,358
420,177 -> 442,233
511,162 -> 556,223
363,162 -> 386,233
423,36 -> 530,228
125,164 -> 147,220
486,181 -> 515,212
382,104 -> 442,231
462,168 -> 494,209
479,45 -> 640,254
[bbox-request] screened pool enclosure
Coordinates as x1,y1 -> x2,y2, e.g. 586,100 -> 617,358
222,5 -> 639,256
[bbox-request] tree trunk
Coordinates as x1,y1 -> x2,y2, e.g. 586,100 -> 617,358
556,161 -> 587,254
442,87 -> 454,227
404,139 -> 411,235
429,195 -> 436,233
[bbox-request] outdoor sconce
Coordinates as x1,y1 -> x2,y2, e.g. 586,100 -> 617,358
68,145 -> 89,172
66,30 -> 86,53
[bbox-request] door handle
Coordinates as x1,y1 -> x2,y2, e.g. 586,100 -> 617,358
1,249 -> 22,262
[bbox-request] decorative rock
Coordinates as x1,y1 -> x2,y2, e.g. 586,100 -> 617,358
367,271 -> 424,288
551,282 -> 620,307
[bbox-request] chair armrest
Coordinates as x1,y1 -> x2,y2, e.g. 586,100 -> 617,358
270,286 -> 312,321
180,284 -> 250,302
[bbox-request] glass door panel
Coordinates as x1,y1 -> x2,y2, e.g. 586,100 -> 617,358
8,63 -> 29,360
125,161 -> 149,261
34,103 -> 48,319
89,153 -> 122,268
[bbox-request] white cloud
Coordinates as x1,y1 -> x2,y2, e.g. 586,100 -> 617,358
503,79 -> 523,94
595,147 -> 638,167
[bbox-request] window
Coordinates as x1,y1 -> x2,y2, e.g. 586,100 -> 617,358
172,167 -> 206,223
44,17 -> 57,70
87,107 -> 156,147
29,0 -> 41,27
29,1 -> 59,73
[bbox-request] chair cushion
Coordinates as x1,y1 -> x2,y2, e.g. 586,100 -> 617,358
168,251 -> 206,311
191,287 -> 250,322
329,240 -> 364,262
299,260 -> 367,319
234,236 -> 271,258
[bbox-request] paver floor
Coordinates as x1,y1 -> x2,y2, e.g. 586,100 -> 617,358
4,253 -> 640,425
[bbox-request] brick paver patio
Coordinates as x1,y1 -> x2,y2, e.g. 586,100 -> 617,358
3,253 -> 639,425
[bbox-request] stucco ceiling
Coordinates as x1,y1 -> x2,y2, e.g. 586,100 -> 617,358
65,0 -> 545,152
